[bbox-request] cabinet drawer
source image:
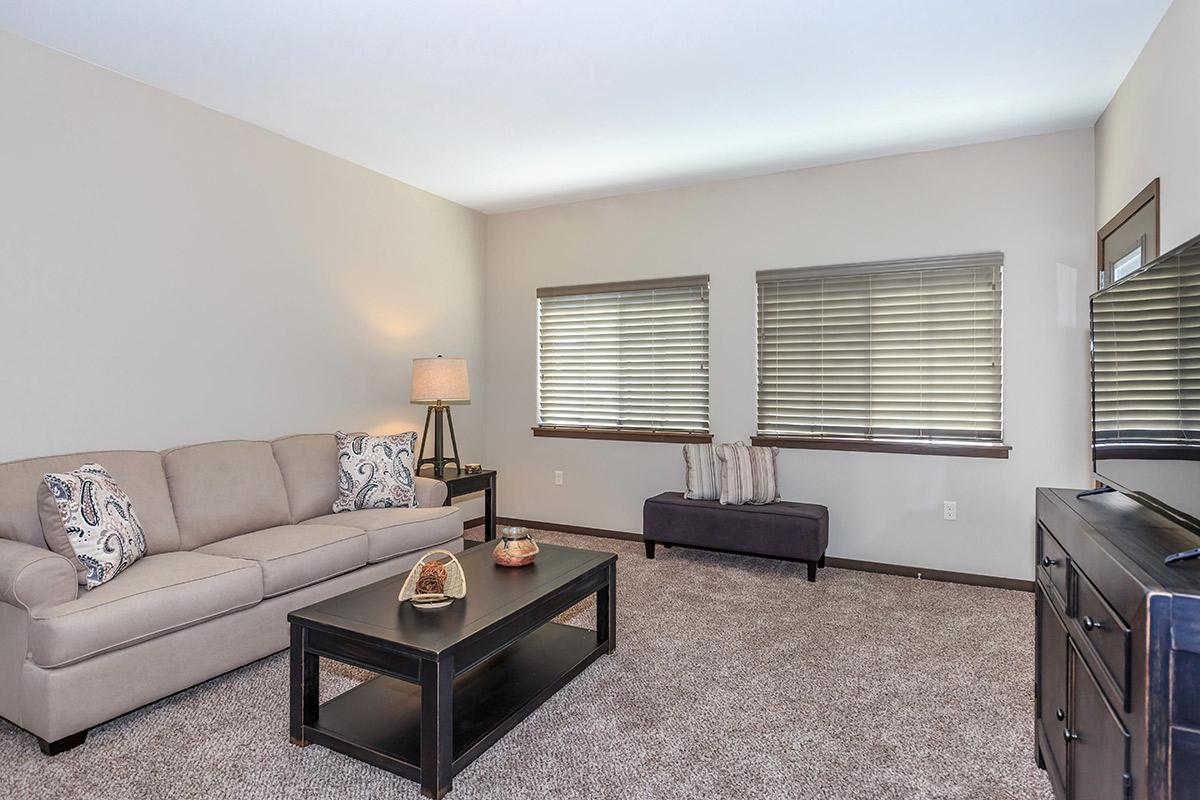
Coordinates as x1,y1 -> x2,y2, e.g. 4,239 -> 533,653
1038,525 -> 1070,608
1073,565 -> 1131,708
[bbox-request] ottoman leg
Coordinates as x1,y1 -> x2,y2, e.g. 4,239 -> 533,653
806,561 -> 817,582
644,539 -> 656,559
818,553 -> 826,568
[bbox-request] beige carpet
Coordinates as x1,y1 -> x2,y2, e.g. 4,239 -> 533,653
0,528 -> 1053,800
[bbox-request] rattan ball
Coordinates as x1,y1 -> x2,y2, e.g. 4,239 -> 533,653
415,561 -> 448,595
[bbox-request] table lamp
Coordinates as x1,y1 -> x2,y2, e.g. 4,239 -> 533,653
411,355 -> 469,476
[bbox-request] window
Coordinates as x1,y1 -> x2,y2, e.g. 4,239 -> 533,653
754,253 -> 1007,457
535,276 -> 711,443
1099,178 -> 1159,289
1112,245 -> 1143,283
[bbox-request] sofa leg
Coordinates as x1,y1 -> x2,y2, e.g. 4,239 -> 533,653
38,729 -> 87,756
806,561 -> 817,582
818,553 -> 826,568
644,539 -> 656,559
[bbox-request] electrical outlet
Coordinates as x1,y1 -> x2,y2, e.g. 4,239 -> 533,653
943,500 -> 957,521
554,470 -> 564,486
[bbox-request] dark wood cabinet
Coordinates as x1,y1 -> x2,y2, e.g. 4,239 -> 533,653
1037,586 -> 1069,787
1068,641 -> 1130,800
1035,488 -> 1200,800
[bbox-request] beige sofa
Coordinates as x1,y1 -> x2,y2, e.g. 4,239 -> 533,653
0,433 -> 462,754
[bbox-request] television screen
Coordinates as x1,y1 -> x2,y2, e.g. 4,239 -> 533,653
1092,233 -> 1200,531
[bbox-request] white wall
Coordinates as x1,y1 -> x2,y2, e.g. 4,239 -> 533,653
1096,0 -> 1200,252
485,129 -> 1096,581
0,30 -> 489,510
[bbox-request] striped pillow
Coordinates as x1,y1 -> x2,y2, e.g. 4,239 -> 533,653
682,443 -> 721,500
715,444 -> 780,505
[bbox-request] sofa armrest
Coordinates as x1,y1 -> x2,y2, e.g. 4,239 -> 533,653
0,539 -> 78,612
415,476 -> 448,507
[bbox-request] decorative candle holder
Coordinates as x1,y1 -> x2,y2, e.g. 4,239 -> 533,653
493,527 -> 539,567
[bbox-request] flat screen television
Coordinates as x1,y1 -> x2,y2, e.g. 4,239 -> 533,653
1091,231 -> 1200,557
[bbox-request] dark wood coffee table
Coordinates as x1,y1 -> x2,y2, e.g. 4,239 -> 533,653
287,542 -> 617,799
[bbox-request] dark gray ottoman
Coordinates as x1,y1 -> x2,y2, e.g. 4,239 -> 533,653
642,491 -> 829,581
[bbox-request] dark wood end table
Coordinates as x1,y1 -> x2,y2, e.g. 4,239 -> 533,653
423,467 -> 497,541
287,542 -> 617,799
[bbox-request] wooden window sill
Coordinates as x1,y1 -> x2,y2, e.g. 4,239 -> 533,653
751,436 -> 1010,459
532,427 -> 713,444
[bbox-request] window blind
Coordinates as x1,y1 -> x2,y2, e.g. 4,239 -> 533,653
756,253 -> 1003,443
1093,247 -> 1200,446
537,276 -> 710,433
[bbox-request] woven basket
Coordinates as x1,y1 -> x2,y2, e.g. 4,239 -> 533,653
398,549 -> 468,602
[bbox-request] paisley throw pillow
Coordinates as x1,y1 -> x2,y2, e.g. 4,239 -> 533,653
39,464 -> 148,588
333,431 -> 419,512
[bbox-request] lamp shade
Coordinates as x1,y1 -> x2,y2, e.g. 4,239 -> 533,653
411,356 -> 470,403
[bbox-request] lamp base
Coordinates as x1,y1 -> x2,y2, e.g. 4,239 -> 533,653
416,404 -> 462,478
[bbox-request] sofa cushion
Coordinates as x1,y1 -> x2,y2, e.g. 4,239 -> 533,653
195,524 -> 367,597
0,450 -> 179,553
29,551 -> 262,668
272,433 -> 339,523
303,506 -> 462,563
163,441 -> 292,550
39,464 -> 149,587
272,434 -> 451,523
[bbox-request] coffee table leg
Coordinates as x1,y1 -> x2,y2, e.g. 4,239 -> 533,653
597,562 -> 617,654
420,657 -> 454,799
289,625 -> 318,746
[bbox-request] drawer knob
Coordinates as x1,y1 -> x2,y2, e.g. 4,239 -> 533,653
1063,727 -> 1079,743
1041,556 -> 1059,568
1083,615 -> 1104,632
1055,708 -> 1065,722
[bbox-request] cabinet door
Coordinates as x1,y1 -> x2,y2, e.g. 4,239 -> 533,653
1037,587 -> 1069,785
1068,643 -> 1131,800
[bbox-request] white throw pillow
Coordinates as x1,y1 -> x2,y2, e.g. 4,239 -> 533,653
714,443 -> 781,505
682,441 -> 746,501
40,464 -> 148,588
333,431 -> 419,512
682,443 -> 720,500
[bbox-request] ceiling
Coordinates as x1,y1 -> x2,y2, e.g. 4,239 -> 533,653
0,1 -> 1172,213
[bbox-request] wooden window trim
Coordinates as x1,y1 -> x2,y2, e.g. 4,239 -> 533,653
532,426 -> 712,444
751,435 -> 1011,459
1097,178 -> 1160,286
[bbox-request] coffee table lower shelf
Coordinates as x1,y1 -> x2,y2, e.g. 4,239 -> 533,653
301,622 -> 603,782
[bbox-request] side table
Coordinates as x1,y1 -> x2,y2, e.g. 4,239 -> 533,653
423,467 -> 497,541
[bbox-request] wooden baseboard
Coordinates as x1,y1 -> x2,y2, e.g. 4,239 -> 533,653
823,556 -> 1033,592
495,516 -> 643,542
463,515 -> 485,530
494,516 -> 1033,592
